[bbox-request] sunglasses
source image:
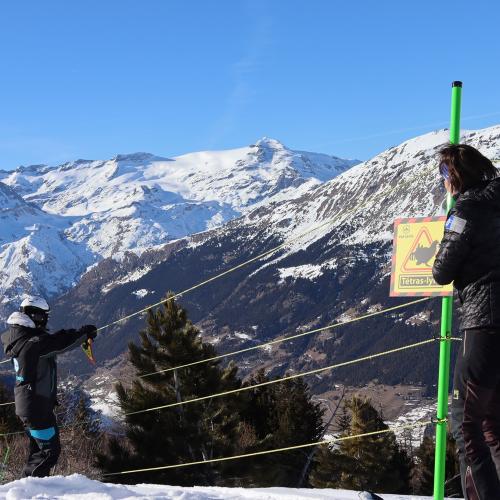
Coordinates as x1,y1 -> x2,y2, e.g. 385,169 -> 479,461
439,163 -> 450,180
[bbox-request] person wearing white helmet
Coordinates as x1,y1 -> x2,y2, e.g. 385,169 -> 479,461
1,295 -> 97,478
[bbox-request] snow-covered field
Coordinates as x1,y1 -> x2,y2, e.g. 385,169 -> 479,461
0,474 -> 454,500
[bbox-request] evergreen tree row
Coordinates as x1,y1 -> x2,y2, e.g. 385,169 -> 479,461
96,295 -> 325,487
69,294 -> 459,495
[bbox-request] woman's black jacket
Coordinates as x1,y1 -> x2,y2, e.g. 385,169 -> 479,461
1,313 -> 87,427
432,177 -> 500,330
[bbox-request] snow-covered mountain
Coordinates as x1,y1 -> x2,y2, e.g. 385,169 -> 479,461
0,139 -> 357,320
0,183 -> 94,310
47,126 -> 499,387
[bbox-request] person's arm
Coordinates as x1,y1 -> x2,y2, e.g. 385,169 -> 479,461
432,203 -> 473,285
38,326 -> 97,358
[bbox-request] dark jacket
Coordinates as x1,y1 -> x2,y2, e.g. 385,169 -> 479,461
433,177 -> 500,330
1,313 -> 86,427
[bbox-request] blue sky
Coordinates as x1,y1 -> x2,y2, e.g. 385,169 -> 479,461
0,0 -> 499,169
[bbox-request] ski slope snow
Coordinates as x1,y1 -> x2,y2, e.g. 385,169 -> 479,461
0,474 -> 455,499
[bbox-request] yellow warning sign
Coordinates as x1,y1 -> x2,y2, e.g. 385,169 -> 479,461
390,216 -> 453,297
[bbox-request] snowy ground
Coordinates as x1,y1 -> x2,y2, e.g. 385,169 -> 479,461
0,474 -> 458,500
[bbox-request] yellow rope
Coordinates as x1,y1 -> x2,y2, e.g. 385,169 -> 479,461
0,430 -> 24,438
0,418 -> 102,439
96,161 -> 438,333
140,297 -> 432,378
96,216 -> 336,332
125,338 -> 437,416
0,390 -> 70,408
103,419 -> 434,476
0,298 -> 441,409
0,306 -> 457,410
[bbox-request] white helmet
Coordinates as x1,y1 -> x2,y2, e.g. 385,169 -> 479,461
20,296 -> 50,312
20,296 -> 50,329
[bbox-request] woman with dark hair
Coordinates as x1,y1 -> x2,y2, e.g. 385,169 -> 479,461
433,143 -> 500,499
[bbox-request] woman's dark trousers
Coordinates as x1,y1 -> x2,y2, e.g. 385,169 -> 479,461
451,329 -> 500,499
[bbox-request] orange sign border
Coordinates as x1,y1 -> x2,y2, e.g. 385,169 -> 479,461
390,216 -> 453,297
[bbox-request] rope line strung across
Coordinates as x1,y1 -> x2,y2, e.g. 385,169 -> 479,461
140,297 -> 433,378
0,329 -> 461,411
0,430 -> 24,438
0,311 -> 459,410
126,337 -> 447,416
103,419 -> 437,476
0,391 -> 73,408
0,418 -> 102,439
96,160 -> 438,334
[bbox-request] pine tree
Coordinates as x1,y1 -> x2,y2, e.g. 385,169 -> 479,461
411,432 -> 462,497
336,403 -> 351,433
97,294 -> 244,486
310,396 -> 411,494
233,370 -> 325,487
308,445 -> 344,487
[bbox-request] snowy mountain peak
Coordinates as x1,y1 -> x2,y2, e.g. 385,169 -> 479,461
254,137 -> 286,150
0,140 -> 357,319
16,163 -> 50,174
113,152 -> 172,163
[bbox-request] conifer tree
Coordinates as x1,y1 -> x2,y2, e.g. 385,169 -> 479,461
411,433 -> 461,497
234,370 -> 325,487
336,403 -> 351,433
308,445 -> 343,487
310,396 -> 411,494
97,294 -> 243,486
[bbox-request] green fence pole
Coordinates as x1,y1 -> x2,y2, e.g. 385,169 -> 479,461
433,81 -> 462,500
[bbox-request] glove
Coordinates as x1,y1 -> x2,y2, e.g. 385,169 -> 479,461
79,324 -> 97,340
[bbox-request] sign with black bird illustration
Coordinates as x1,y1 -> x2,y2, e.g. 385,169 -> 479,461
390,217 -> 453,297
409,239 -> 439,266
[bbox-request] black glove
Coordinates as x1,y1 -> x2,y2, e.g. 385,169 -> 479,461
79,324 -> 97,340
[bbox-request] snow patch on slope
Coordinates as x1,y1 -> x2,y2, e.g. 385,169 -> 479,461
278,264 -> 324,283
102,265 -> 154,294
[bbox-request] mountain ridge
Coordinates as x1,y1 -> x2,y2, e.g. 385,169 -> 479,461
44,126 -> 500,391
0,138 -> 358,322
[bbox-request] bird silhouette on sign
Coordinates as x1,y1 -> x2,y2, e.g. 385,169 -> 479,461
409,240 -> 439,266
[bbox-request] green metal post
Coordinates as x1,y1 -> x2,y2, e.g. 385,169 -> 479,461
433,81 -> 462,500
